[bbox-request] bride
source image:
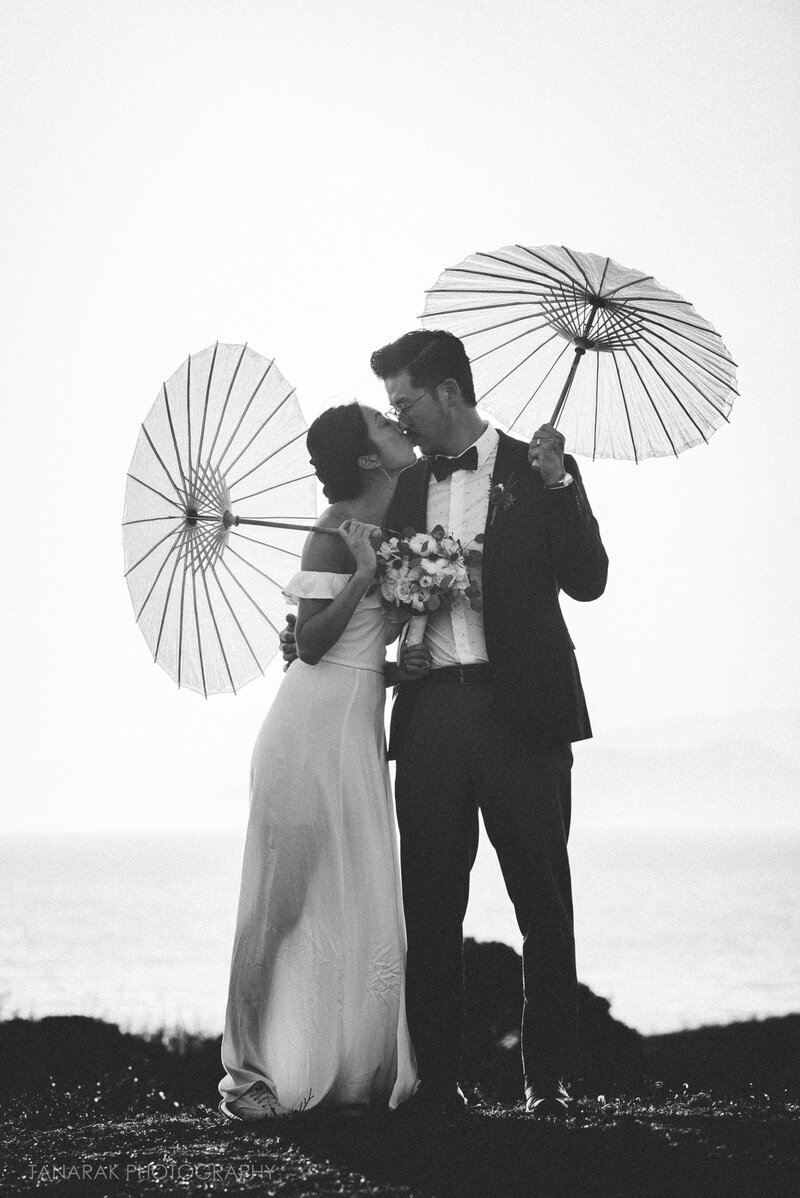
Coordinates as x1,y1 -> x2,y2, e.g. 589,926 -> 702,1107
218,401 -> 428,1120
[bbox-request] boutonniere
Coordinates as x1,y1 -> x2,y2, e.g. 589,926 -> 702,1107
488,474 -> 519,525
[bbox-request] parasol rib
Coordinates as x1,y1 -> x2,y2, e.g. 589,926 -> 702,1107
163,382 -> 189,503
230,529 -> 301,559
153,531 -> 189,663
199,566 -> 236,694
516,245 -> 586,289
176,549 -> 189,688
639,331 -> 735,412
453,310 -> 554,341
226,544 -> 284,592
473,250 -> 577,289
205,343 -> 248,467
611,353 -> 639,463
125,522 -> 185,578
225,399 -> 302,489
562,246 -> 595,295
126,473 -> 187,515
630,343 -> 713,441
218,557 -> 281,636
123,515 -> 185,526
186,355 -> 193,497
601,273 -> 654,299
629,310 -> 739,374
234,470 -> 316,505
427,287 -> 550,301
624,301 -> 733,345
478,334 -> 565,404
213,360 -> 274,474
191,461 -> 227,511
506,342 -> 572,430
195,341 -> 218,481
135,532 -> 186,620
189,547 -> 208,698
622,348 -> 680,458
422,299 -> 553,319
188,523 -> 223,573
469,320 -> 558,365
142,426 -> 189,507
442,266 -> 548,289
208,561 -> 266,676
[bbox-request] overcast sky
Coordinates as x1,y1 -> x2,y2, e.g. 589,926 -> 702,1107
1,0 -> 798,834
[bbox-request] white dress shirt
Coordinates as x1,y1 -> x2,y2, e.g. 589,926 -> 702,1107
423,422 -> 499,668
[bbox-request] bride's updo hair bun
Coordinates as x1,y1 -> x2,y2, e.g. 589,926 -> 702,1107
306,401 -> 374,503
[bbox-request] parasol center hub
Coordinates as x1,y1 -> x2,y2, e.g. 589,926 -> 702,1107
222,509 -> 238,530
185,507 -> 198,527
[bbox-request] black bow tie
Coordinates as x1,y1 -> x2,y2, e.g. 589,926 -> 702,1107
431,445 -> 479,482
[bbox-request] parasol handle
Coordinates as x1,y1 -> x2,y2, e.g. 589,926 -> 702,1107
224,513 -> 402,539
227,515 -> 340,536
549,299 -> 602,426
550,345 -> 586,426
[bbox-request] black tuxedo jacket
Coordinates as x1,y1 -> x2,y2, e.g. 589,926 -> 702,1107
385,430 -> 608,756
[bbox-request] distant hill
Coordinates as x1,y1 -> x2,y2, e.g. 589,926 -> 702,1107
574,736 -> 800,829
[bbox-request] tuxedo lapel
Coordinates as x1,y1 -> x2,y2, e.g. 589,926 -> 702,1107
482,432 -> 522,566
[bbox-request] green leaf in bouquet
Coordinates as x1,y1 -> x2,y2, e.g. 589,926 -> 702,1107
469,597 -> 483,612
430,524 -> 445,540
403,526 -> 416,539
464,583 -> 480,598
465,549 -> 483,567
427,594 -> 441,611
474,533 -> 485,544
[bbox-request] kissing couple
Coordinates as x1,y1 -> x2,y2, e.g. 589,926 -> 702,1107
217,329 -> 608,1123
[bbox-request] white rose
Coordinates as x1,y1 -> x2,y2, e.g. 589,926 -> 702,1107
395,579 -> 413,603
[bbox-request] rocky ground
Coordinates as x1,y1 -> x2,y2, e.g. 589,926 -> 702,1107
2,941 -> 798,1197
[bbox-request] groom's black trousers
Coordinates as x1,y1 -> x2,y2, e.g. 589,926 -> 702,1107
393,676 -> 576,1095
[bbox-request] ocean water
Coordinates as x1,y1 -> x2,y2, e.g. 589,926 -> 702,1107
0,829 -> 797,1036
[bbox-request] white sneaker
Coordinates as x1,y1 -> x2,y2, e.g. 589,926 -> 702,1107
219,1081 -> 292,1122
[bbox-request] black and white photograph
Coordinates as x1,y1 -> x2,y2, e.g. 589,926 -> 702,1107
1,1 -> 798,1194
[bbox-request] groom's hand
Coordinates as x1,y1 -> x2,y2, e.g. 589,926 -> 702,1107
397,642 -> 432,682
280,613 -> 298,671
528,423 -> 566,486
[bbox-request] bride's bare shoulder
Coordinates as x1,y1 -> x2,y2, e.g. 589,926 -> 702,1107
300,504 -> 352,572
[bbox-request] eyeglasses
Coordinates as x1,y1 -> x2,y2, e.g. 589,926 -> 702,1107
384,387 -> 435,424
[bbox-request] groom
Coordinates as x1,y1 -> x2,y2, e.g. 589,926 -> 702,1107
373,330 -> 607,1122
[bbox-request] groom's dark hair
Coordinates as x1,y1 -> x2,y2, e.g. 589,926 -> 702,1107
370,329 -> 476,406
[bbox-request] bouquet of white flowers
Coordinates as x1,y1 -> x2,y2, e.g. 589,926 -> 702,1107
375,525 -> 482,645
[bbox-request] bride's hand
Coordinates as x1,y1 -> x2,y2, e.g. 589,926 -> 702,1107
338,519 -> 380,576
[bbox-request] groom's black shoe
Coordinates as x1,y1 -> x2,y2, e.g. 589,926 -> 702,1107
397,1082 -> 468,1126
524,1080 -> 571,1121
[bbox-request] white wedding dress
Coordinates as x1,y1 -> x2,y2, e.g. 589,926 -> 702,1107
219,571 -> 417,1113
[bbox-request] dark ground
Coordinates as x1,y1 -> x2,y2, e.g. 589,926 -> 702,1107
2,941 -> 798,1197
